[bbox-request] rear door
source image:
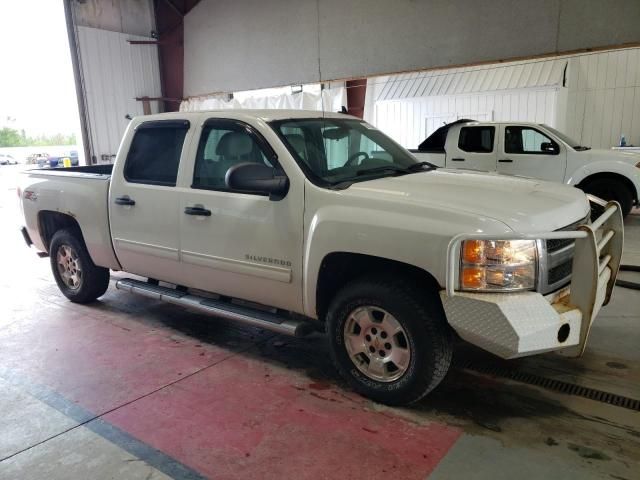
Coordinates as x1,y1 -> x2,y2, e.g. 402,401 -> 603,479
444,125 -> 497,171
177,117 -> 304,312
496,125 -> 566,181
109,119 -> 191,284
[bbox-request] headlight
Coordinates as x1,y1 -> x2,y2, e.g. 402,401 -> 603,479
460,239 -> 537,291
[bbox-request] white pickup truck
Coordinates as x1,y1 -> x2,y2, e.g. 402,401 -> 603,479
18,110 -> 623,405
411,120 -> 640,216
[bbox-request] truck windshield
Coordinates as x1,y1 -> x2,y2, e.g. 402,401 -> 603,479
542,125 -> 591,151
271,118 -> 431,186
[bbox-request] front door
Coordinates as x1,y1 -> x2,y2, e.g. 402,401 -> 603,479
109,119 -> 191,284
445,125 -> 498,171
179,118 -> 304,312
497,125 -> 566,181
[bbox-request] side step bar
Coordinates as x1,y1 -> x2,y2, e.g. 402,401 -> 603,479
115,278 -> 312,337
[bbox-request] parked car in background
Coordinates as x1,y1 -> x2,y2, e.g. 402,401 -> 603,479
28,153 -> 49,166
411,120 -> 640,216
45,151 -> 80,168
0,154 -> 18,165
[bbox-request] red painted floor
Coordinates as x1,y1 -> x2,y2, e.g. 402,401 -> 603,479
105,354 -> 460,479
0,284 -> 461,479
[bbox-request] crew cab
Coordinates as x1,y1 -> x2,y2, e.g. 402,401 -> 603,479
411,120 -> 640,216
17,110 -> 623,405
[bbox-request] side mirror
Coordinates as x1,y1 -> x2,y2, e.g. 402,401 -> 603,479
541,142 -> 558,154
225,162 -> 289,200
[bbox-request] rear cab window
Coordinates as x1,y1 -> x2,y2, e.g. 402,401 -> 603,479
124,120 -> 190,186
458,126 -> 495,153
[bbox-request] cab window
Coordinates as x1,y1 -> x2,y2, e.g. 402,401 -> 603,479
458,126 -> 495,153
505,126 -> 558,154
124,120 -> 189,186
193,120 -> 276,190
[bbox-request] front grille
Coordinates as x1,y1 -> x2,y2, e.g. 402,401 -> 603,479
546,237 -> 574,253
540,216 -> 588,294
548,259 -> 573,285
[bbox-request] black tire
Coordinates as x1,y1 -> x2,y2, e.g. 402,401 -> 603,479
579,178 -> 634,218
326,276 -> 453,406
49,229 -> 110,303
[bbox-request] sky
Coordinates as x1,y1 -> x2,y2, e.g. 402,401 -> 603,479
0,1 -> 81,136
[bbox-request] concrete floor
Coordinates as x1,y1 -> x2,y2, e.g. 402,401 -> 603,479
1,164 -> 639,480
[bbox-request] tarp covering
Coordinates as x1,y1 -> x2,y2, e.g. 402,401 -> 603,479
180,84 -> 347,113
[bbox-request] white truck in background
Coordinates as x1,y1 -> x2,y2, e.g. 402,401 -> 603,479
411,120 -> 640,216
17,110 -> 623,405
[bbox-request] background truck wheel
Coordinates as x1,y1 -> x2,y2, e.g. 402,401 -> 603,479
579,178 -> 633,217
326,276 -> 453,406
49,229 -> 110,304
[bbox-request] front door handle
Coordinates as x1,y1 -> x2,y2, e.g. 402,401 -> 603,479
184,206 -> 211,217
451,158 -> 465,162
498,159 -> 513,163
115,196 -> 135,206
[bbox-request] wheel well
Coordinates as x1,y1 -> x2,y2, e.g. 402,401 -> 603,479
38,211 -> 83,253
577,172 -> 638,202
316,252 -> 442,321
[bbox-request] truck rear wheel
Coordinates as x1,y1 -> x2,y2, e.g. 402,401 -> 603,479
50,229 -> 110,303
326,276 -> 453,405
579,178 -> 633,217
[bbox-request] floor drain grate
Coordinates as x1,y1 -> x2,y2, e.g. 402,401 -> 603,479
456,360 -> 640,412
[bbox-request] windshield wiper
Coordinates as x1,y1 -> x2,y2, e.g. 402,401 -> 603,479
355,162 -> 437,177
355,165 -> 408,176
405,161 -> 437,172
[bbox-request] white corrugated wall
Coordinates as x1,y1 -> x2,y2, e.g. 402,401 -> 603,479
76,26 -> 162,163
565,48 -> 640,149
372,89 -> 558,149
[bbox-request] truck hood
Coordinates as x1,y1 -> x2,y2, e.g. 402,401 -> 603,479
580,148 -> 640,165
345,169 -> 590,232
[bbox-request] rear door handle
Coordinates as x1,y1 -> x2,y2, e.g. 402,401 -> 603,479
184,206 -> 211,217
498,159 -> 513,163
115,196 -> 135,206
451,158 -> 465,162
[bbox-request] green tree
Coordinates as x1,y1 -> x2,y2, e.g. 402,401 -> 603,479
0,127 -> 76,147
0,127 -> 25,147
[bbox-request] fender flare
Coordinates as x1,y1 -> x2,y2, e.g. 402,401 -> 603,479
567,163 -> 639,200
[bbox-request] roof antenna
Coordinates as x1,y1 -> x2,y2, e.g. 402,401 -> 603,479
339,106 -> 348,114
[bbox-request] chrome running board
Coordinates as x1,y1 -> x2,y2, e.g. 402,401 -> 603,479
115,278 -> 312,337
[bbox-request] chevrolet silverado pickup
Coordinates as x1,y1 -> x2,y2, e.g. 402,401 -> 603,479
411,120 -> 640,216
18,110 -> 623,405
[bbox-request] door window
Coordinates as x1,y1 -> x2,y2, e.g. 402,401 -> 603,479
193,120 -> 276,190
124,121 -> 189,186
458,126 -> 495,153
505,127 -> 558,154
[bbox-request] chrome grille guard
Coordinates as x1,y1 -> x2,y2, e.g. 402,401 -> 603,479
446,195 -> 624,356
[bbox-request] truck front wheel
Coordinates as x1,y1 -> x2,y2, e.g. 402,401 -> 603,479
579,178 -> 634,217
50,229 -> 110,303
326,276 -> 453,405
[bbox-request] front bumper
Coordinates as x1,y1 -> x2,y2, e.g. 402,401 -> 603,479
441,197 -> 623,359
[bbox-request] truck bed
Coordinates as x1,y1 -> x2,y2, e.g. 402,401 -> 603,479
19,164 -> 120,270
409,150 -> 445,167
31,164 -> 114,177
